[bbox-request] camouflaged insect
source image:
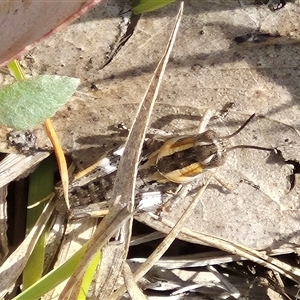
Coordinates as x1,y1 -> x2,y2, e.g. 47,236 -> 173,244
56,114 -> 274,218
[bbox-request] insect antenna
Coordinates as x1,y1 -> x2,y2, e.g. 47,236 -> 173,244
226,144 -> 274,152
220,113 -> 256,140
220,113 -> 274,153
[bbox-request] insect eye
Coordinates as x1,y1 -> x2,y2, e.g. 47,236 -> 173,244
205,153 -> 226,168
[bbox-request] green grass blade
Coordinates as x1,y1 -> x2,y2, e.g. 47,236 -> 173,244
13,245 -> 87,300
77,251 -> 101,300
133,0 -> 176,14
7,60 -> 26,80
22,155 -> 55,289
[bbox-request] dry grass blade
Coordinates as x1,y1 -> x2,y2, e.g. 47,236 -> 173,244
123,262 -> 148,300
109,1 -> 183,209
108,169 -> 214,299
59,2 -> 184,298
0,194 -> 56,298
0,152 -> 50,188
44,119 -> 69,209
207,265 -> 241,298
169,226 -> 300,284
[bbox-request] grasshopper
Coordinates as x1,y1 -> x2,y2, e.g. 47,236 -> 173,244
56,113 -> 274,219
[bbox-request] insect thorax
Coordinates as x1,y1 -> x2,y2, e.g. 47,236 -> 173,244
156,130 -> 228,178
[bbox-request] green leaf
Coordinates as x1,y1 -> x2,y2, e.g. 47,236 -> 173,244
0,75 -> 80,130
133,0 -> 176,14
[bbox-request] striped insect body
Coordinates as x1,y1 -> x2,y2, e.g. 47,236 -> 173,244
155,131 -> 228,183
147,114 -> 274,186
67,113 -> 275,216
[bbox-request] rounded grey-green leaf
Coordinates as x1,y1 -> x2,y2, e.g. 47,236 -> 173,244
0,75 -> 80,130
